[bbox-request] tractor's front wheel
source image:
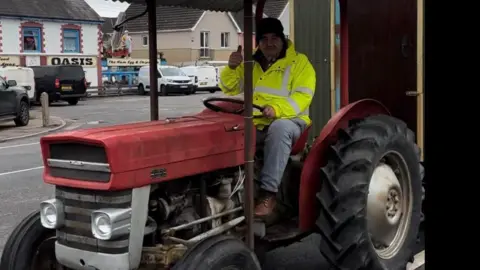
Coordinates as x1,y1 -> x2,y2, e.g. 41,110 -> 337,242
0,210 -> 62,270
172,235 -> 262,270
316,115 -> 422,270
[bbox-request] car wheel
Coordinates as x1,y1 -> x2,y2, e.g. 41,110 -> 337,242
67,98 -> 79,105
138,84 -> 145,95
160,85 -> 167,96
14,100 -> 29,127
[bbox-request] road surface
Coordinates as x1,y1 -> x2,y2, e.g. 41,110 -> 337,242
0,94 -> 424,269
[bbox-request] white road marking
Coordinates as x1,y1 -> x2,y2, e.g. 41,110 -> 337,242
0,142 -> 39,150
0,166 -> 44,177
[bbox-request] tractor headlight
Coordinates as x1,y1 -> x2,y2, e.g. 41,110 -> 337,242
91,208 -> 131,240
40,199 -> 64,229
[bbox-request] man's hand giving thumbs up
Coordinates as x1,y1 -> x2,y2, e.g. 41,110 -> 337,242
228,45 -> 243,69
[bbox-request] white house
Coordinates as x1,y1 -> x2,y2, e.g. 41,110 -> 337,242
0,0 -> 104,87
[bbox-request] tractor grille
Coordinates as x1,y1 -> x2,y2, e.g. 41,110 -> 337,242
48,143 -> 111,182
56,186 -> 132,254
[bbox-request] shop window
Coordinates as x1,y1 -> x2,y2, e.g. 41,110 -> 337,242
22,27 -> 42,52
63,29 -> 80,53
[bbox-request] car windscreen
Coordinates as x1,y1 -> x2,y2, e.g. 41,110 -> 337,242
58,66 -> 84,80
160,67 -> 185,77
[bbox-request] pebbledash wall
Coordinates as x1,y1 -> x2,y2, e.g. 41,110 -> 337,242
0,17 -> 103,87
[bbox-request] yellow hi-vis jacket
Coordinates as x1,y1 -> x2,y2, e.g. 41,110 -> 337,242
219,40 -> 316,128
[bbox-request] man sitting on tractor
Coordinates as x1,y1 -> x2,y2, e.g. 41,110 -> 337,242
219,17 -> 316,218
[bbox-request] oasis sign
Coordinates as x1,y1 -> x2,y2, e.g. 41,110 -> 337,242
47,56 -> 97,67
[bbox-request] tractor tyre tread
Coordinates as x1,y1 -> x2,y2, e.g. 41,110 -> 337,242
0,210 -> 55,270
315,114 -> 423,270
172,235 -> 261,270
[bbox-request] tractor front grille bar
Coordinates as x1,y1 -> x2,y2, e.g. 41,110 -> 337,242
55,186 -> 132,254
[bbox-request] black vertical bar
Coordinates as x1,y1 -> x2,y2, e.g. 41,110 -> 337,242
147,0 -> 159,121
243,0 -> 255,250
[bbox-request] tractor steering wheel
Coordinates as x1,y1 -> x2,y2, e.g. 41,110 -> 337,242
203,97 -> 265,117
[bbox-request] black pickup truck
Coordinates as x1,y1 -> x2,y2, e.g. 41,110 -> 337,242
30,65 -> 87,105
0,77 -> 30,126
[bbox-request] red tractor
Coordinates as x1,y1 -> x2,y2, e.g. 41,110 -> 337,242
0,0 -> 425,269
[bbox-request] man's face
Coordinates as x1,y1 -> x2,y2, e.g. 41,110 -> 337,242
259,33 -> 283,60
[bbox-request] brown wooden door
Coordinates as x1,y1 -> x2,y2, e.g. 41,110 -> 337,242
346,0 -> 417,132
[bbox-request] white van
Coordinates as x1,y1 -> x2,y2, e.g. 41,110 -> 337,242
137,65 -> 195,96
180,65 -> 219,93
0,67 -> 35,101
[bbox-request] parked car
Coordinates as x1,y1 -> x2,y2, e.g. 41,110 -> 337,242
180,65 -> 219,93
30,65 -> 88,105
137,65 -> 195,96
0,77 -> 30,127
0,67 -> 36,103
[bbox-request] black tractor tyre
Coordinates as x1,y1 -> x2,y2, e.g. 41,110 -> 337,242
138,84 -> 145,95
14,100 -> 29,127
67,98 -> 79,105
316,114 -> 423,270
172,235 -> 262,270
0,210 -> 59,270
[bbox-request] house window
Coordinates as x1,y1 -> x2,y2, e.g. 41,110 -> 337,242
142,36 -> 148,46
200,31 -> 210,58
22,27 -> 42,52
63,29 -> 80,53
221,32 -> 230,48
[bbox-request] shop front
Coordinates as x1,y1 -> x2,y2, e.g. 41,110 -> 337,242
47,55 -> 100,87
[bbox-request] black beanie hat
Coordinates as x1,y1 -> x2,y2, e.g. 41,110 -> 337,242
256,17 -> 286,44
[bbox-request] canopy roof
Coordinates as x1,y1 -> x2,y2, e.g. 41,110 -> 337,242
110,0 -> 282,12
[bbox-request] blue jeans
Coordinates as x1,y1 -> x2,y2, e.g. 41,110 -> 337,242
256,118 -> 307,193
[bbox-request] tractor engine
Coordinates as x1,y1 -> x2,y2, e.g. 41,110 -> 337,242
44,166 -> 246,270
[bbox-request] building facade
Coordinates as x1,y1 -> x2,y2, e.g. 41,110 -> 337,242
234,0 -> 290,49
124,4 -> 241,64
0,0 -> 104,86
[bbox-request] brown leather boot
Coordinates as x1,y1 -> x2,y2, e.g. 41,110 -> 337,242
254,191 -> 277,217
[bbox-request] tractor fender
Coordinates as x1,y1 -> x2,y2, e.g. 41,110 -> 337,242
298,99 -> 390,231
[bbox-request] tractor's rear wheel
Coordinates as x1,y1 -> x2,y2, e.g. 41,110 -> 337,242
172,235 -> 262,270
316,115 -> 422,270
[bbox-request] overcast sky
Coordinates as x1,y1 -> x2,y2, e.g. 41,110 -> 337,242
84,0 -> 130,18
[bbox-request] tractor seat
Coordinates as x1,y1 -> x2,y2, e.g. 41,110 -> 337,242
291,125 -> 311,156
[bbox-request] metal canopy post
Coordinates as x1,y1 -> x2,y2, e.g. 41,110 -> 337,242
147,0 -> 159,121
243,0 -> 255,250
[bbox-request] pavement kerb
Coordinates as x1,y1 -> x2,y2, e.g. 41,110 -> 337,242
0,116 -> 67,143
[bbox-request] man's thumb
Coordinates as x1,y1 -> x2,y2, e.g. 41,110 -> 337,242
236,45 -> 242,53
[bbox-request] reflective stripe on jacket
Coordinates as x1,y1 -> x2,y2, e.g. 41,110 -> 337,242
219,40 -> 316,128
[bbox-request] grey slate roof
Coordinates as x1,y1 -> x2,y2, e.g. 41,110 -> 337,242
112,0 -> 287,13
233,0 -> 289,32
0,0 -> 103,22
124,3 -> 204,32
102,17 -> 118,34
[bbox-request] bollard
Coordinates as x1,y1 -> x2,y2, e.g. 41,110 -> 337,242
40,92 -> 50,127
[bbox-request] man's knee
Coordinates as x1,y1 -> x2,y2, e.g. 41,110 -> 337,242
266,119 -> 302,142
